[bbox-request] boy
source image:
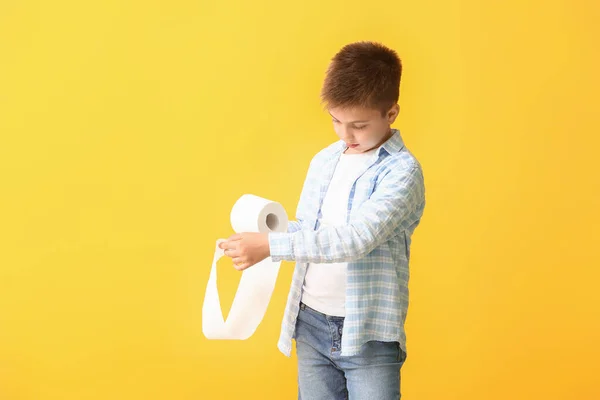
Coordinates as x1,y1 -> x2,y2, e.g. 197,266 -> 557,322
219,41 -> 426,399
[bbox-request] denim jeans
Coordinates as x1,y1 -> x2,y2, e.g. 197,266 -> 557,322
294,302 -> 407,400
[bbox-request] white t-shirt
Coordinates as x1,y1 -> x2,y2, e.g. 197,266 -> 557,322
300,148 -> 377,316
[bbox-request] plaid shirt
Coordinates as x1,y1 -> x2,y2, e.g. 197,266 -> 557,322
268,129 -> 426,357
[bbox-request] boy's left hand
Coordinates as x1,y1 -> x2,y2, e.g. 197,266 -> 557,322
218,232 -> 270,271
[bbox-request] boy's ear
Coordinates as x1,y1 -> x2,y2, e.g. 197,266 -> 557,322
387,104 -> 400,124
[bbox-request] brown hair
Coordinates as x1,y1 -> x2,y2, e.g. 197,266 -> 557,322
320,41 -> 402,116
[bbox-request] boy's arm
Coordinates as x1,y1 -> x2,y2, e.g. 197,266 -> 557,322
287,220 -> 303,233
268,164 -> 424,264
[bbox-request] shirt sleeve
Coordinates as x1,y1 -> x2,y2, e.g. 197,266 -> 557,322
268,164 -> 424,263
283,153 -> 320,234
287,220 -> 302,233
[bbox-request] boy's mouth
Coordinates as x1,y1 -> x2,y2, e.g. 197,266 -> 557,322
348,143 -> 359,148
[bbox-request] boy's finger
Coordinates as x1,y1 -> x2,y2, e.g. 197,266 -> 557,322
220,241 -> 236,250
228,233 -> 243,241
234,262 -> 250,271
224,248 -> 240,257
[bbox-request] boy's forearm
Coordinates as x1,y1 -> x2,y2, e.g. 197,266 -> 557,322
286,220 -> 303,233
269,165 -> 424,264
268,227 -> 371,263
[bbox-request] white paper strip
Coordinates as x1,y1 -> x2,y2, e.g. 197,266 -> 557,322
202,194 -> 288,339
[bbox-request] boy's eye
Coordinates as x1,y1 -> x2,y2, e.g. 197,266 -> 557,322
354,125 -> 367,130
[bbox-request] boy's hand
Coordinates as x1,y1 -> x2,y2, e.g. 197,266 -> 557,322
218,232 -> 270,271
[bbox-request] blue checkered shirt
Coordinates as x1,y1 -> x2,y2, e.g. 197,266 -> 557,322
268,129 -> 426,357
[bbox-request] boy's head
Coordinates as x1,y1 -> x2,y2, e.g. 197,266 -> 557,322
320,41 -> 402,154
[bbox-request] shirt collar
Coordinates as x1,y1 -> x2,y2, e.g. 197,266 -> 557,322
379,128 -> 405,155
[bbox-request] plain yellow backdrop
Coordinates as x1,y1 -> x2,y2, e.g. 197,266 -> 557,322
1,1 -> 599,399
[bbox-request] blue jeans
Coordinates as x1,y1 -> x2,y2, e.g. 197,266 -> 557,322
294,302 -> 406,400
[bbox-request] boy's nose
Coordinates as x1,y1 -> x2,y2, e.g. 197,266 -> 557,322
338,126 -> 349,138
340,131 -> 354,143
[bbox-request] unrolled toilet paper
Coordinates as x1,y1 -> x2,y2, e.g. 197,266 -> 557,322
202,194 -> 288,340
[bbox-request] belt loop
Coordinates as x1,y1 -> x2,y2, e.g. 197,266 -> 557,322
300,302 -> 305,310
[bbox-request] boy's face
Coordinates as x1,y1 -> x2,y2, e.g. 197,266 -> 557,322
328,104 -> 399,154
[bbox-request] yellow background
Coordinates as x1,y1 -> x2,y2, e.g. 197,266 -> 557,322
1,1 -> 598,399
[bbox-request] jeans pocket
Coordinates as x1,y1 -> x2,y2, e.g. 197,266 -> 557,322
397,342 -> 407,363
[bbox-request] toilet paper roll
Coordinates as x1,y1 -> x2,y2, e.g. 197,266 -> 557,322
202,194 -> 288,340
230,194 -> 288,234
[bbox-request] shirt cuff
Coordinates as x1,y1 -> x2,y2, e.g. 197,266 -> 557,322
268,232 -> 295,262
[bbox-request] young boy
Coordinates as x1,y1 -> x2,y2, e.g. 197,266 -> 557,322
219,41 -> 426,399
